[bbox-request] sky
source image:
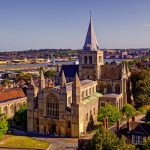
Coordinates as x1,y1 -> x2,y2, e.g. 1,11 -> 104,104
0,0 -> 150,51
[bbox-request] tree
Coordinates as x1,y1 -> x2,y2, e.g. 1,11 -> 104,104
145,109 -> 150,122
44,70 -> 56,78
143,137 -> 150,150
98,104 -> 122,124
122,104 -> 135,119
0,114 -> 8,137
13,105 -> 27,131
86,127 -> 135,150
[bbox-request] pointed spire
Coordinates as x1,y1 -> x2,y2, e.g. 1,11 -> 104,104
122,62 -> 126,76
30,76 -> 35,88
39,69 -> 45,90
83,14 -> 99,51
72,73 -> 81,88
61,70 -> 66,87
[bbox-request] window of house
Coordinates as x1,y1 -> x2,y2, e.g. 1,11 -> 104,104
101,102 -> 106,107
107,84 -> 112,93
132,135 -> 138,145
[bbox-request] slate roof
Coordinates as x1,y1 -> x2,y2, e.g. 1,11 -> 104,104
117,121 -> 150,137
60,65 -> 79,78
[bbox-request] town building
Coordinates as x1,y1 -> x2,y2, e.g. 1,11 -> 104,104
0,88 -> 27,117
27,16 -> 131,137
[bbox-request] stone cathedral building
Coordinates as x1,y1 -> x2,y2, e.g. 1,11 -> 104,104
27,17 -> 131,137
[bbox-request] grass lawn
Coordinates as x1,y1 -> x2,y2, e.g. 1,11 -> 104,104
0,135 -> 49,150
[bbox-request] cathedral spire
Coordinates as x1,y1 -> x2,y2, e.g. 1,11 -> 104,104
72,73 -> 81,88
83,13 -> 99,51
30,76 -> 35,88
61,70 -> 66,87
39,69 -> 45,90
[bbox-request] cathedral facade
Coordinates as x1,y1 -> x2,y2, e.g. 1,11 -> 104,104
27,17 -> 131,137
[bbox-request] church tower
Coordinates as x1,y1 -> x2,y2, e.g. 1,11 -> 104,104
79,15 -> 104,80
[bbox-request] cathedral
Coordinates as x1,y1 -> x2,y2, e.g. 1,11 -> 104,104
27,17 -> 131,137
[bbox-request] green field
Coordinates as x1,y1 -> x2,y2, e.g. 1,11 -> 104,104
0,135 -> 49,150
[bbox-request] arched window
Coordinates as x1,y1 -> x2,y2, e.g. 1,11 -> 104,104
86,113 -> 88,121
3,106 -> 8,115
107,84 -> 112,93
89,56 -> 92,64
99,56 -> 102,63
84,56 -> 87,64
115,84 -> 120,94
46,93 -> 59,119
10,104 -> 15,115
86,89 -> 88,97
16,103 -> 21,111
89,88 -> 91,95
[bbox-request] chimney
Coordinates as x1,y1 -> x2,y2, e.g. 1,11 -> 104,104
117,120 -> 120,130
103,118 -> 106,129
127,118 -> 130,132
132,116 -> 135,122
105,117 -> 108,129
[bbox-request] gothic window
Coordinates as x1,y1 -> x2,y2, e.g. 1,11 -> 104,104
68,96 -> 71,106
115,84 -> 120,94
82,91 -> 84,99
94,108 -> 95,115
99,56 -> 102,63
46,93 -> 59,119
86,113 -> 88,121
107,84 -> 112,93
89,56 -> 92,64
99,84 -> 104,93
67,121 -> 71,128
84,56 -> 87,64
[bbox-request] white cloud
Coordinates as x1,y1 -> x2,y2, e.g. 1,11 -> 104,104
143,24 -> 150,27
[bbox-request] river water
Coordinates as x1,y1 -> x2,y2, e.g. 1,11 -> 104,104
0,59 -> 121,69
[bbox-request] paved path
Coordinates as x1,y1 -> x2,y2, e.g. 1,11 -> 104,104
35,137 -> 78,150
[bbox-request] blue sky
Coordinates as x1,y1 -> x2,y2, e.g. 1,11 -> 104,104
0,0 -> 150,51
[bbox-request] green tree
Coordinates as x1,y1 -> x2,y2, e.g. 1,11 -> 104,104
122,104 -> 135,119
86,127 -> 135,150
13,105 -> 27,131
98,104 -> 122,124
143,137 -> 150,150
0,114 -> 8,137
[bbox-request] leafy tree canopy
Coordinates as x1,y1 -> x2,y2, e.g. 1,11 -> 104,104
122,104 -> 135,118
98,104 -> 122,124
0,114 -> 8,137
86,127 -> 135,150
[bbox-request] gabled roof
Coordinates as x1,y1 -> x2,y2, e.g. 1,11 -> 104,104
83,16 -> 99,51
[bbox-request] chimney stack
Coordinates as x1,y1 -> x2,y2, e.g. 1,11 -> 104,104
117,120 -> 120,130
127,118 -> 130,132
103,118 -> 106,129
105,117 -> 108,129
132,116 -> 135,122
